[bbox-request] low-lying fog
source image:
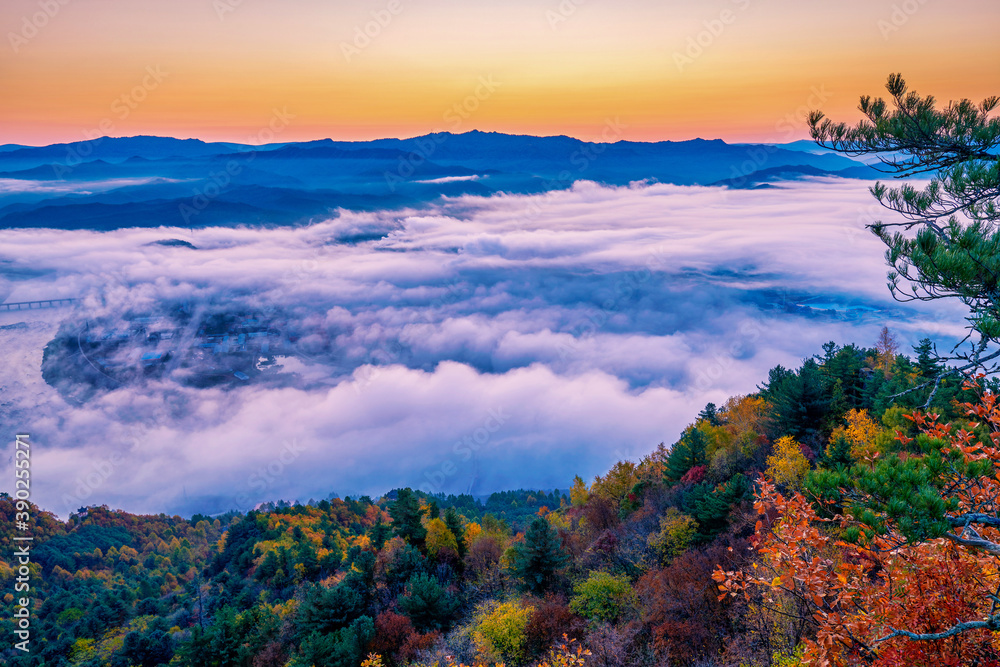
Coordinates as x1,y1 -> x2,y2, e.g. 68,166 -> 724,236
0,178 -> 964,516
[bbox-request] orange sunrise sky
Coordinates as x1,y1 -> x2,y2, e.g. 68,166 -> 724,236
1,0 -> 998,146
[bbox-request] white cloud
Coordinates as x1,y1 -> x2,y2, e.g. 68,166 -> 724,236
0,178 -> 968,516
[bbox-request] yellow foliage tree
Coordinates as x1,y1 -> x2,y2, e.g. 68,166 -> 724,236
474,601 -> 535,665
69,638 -> 96,663
635,442 -> 669,482
426,517 -> 459,557
647,508 -> 698,564
464,522 -> 483,547
765,436 -> 810,490
874,325 -> 900,376
591,461 -> 638,509
569,475 -> 589,508
843,407 -> 882,460
719,395 -> 770,440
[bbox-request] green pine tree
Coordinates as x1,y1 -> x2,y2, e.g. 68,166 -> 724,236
443,507 -> 467,558
697,402 -> 720,425
664,427 -> 708,483
389,488 -> 427,549
509,516 -> 567,593
297,539 -> 319,579
367,517 -> 392,550
255,549 -> 279,581
398,573 -> 458,631
811,73 -> 1000,380
914,338 -> 941,378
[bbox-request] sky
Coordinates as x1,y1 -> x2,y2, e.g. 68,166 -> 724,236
0,179 -> 966,516
1,0 -> 998,146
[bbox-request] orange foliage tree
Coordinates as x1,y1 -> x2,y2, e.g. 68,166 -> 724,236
715,384 -> 1000,666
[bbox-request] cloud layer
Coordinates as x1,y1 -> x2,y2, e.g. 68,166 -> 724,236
0,179 -> 966,516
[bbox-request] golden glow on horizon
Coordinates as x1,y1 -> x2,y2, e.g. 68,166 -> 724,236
1,0 -> 998,145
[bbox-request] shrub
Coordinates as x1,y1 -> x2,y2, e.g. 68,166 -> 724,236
474,600 -> 535,665
646,508 -> 697,565
524,594 -> 588,657
568,571 -> 637,624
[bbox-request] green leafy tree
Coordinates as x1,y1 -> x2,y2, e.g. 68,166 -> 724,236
647,508 -> 698,564
569,571 -> 638,623
810,73 -> 1000,392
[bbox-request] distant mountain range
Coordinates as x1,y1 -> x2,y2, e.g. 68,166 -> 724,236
0,132 -> 878,230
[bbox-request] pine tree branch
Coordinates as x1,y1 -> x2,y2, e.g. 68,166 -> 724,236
946,514 -> 1000,529
944,530 -> 1000,556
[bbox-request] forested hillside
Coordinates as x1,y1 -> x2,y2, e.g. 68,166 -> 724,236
0,334 -> 979,667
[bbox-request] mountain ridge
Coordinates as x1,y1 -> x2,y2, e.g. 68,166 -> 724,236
0,132 -> 877,230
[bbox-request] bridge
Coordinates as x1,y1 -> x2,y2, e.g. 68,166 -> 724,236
0,298 -> 80,312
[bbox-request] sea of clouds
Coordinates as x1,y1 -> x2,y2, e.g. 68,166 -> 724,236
0,178 -> 967,517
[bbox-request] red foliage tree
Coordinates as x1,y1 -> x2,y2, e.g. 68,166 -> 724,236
524,594 -> 589,657
639,537 -> 748,663
369,611 -> 417,666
